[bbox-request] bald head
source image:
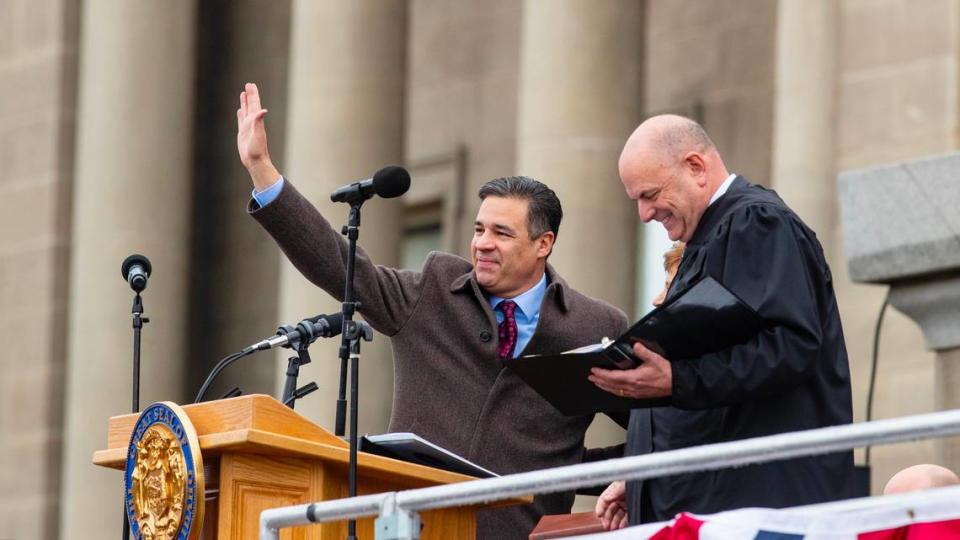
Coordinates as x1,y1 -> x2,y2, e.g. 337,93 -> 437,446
621,114 -> 717,168
883,464 -> 960,495
618,115 -> 730,242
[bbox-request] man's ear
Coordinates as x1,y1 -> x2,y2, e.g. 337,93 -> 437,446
537,231 -> 556,259
684,152 -> 707,186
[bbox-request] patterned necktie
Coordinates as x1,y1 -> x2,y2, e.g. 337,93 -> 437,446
497,300 -> 518,359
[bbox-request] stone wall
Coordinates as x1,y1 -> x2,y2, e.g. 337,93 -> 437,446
645,0 -> 778,184
406,0 -> 524,257
2,1 -> 959,537
834,0 -> 960,492
187,0 -> 291,404
0,0 -> 78,537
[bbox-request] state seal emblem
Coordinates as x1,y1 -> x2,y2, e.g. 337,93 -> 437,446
125,402 -> 204,540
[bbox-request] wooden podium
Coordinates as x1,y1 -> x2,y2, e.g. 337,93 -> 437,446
94,395 -> 526,539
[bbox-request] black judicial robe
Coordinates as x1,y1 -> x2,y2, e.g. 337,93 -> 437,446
626,176 -> 855,524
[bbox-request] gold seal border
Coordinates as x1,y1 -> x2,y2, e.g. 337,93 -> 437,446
126,401 -> 206,540
162,401 -> 205,540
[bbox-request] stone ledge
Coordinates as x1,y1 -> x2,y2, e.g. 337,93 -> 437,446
839,152 -> 960,283
888,273 -> 960,350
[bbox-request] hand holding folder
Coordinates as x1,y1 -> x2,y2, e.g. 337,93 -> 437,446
504,276 -> 764,415
587,341 -> 674,402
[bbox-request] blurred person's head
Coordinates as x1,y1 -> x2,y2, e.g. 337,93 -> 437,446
883,464 -> 960,495
619,115 -> 730,242
473,176 -> 561,297
652,242 -> 685,307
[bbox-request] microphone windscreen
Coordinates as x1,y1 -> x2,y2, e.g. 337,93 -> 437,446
371,166 -> 411,199
121,254 -> 152,280
306,312 -> 345,338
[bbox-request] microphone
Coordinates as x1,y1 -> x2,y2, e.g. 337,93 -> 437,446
121,254 -> 152,293
195,313 -> 344,404
330,165 -> 410,204
248,312 -> 344,352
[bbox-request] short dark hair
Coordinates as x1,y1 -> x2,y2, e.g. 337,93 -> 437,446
478,176 -> 562,239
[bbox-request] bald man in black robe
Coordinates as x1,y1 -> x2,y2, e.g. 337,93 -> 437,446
590,115 -> 855,528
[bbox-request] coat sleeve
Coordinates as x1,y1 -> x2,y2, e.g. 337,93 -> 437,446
249,179 -> 424,337
671,204 -> 826,409
583,443 -> 625,462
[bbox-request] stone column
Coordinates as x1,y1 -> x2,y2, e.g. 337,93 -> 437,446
0,1 -> 79,538
516,0 -> 643,507
840,152 -> 960,475
886,276 -> 960,467
516,0 -> 642,314
771,0 -> 839,259
59,1 -> 196,537
936,347 -> 960,466
278,1 -> 406,432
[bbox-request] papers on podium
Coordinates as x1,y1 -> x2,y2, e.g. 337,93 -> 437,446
504,275 -> 764,416
360,432 -> 498,478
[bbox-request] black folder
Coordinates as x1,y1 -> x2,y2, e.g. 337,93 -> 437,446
359,432 -> 498,478
503,275 -> 764,416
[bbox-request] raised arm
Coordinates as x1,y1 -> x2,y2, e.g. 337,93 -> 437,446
239,81 -> 428,336
236,82 -> 281,190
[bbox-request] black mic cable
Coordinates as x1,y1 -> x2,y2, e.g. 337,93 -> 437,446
194,348 -> 256,404
864,290 -> 890,467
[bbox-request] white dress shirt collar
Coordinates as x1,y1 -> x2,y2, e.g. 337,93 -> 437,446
708,173 -> 737,207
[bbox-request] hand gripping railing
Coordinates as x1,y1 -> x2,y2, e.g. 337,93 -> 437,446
260,408 -> 960,540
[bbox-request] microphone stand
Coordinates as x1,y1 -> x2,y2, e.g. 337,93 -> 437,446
281,340 -> 312,410
334,204 -> 362,437
123,292 -> 148,540
283,381 -> 319,406
131,293 -> 147,412
336,201 -> 374,540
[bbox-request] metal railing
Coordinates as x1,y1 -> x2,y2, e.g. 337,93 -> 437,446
260,408 -> 960,540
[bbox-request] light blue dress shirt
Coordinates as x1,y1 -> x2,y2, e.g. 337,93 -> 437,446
489,273 -> 547,358
252,176 -> 285,208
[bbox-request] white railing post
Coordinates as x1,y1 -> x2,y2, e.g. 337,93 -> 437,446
259,509 -> 284,540
375,492 -> 421,540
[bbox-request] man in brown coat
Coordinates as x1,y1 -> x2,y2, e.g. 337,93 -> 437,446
236,83 -> 628,538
